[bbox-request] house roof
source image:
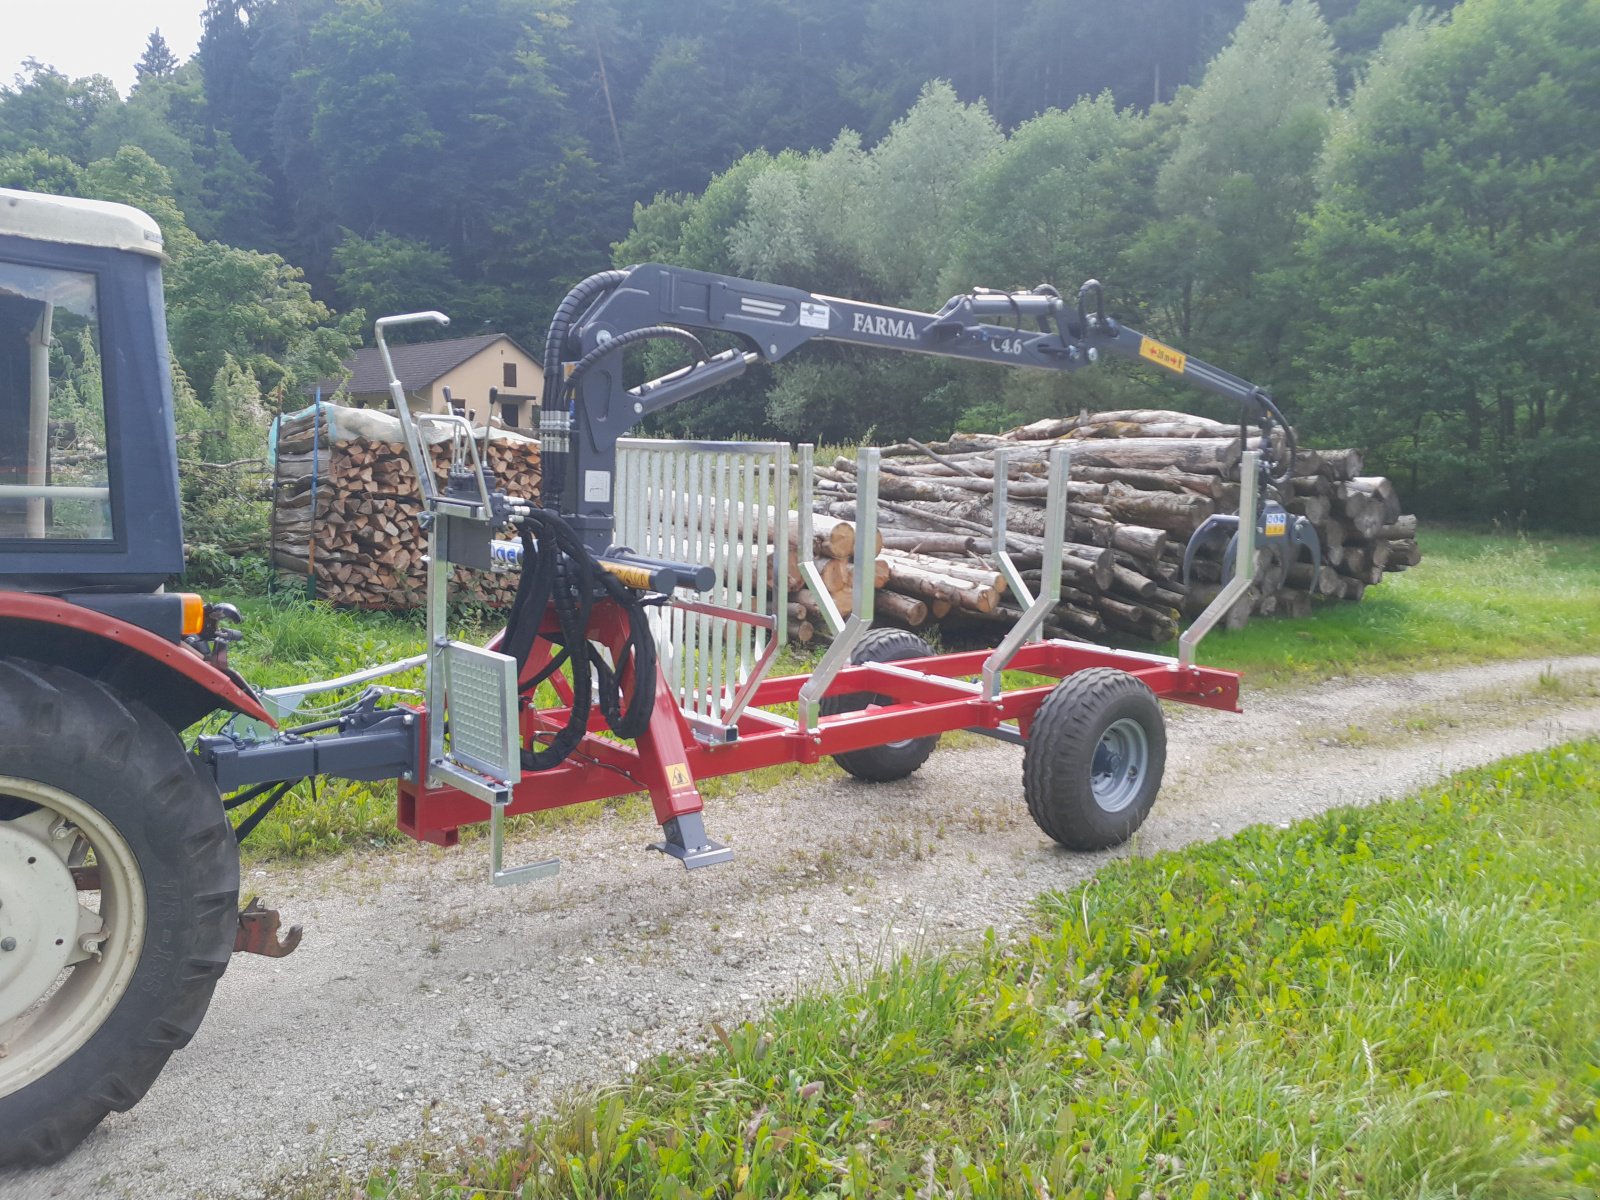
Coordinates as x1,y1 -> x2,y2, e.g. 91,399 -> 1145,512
311,332 -> 539,396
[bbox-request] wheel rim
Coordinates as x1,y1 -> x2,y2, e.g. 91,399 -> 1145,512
0,776 -> 146,1101
1089,718 -> 1149,814
864,697 -> 915,750
851,694 -> 915,752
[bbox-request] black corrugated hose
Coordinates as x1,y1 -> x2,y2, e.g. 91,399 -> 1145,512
539,269 -> 628,508
499,506 -> 658,772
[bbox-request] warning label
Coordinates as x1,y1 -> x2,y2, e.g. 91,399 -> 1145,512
666,763 -> 692,789
1138,336 -> 1187,374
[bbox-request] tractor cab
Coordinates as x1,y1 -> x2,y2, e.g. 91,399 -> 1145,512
0,187 -> 184,593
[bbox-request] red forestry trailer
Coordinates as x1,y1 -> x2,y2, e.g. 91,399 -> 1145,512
0,189 -> 1301,1163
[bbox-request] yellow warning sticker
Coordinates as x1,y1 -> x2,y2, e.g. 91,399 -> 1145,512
666,763 -> 692,789
1138,336 -> 1187,374
599,560 -> 655,589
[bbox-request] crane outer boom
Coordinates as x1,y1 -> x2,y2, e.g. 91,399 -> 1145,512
542,263 -> 1277,551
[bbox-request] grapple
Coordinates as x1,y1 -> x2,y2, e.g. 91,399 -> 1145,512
1182,499 -> 1321,590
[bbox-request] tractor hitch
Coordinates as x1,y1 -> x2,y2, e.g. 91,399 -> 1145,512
234,897 -> 303,958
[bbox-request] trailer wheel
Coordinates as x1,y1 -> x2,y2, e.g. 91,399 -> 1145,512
0,661 -> 239,1166
820,629 -> 941,783
1022,668 -> 1166,851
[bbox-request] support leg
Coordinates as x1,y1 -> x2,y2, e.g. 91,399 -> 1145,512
636,664 -> 732,869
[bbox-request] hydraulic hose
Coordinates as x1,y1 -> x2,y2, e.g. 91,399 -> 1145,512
500,505 -> 658,771
558,325 -> 710,404
539,269 -> 629,507
1242,388 -> 1297,489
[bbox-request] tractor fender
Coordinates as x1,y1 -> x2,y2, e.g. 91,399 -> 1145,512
0,592 -> 275,731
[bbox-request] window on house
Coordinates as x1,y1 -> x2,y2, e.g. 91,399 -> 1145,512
503,362 -> 517,388
501,401 -> 518,428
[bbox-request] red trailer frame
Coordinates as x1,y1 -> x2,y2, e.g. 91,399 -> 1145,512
396,600 -> 1239,848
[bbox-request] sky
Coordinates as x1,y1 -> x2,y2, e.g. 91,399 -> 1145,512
6,0 -> 206,95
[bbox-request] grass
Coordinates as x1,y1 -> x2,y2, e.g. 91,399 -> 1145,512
1164,527 -> 1600,683
211,596 -> 431,861
210,526 -> 1600,862
313,739 -> 1600,1200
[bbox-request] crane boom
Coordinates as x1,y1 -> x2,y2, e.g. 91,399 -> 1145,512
537,264 -> 1286,552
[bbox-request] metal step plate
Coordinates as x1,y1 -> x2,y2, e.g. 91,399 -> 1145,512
442,640 -> 521,786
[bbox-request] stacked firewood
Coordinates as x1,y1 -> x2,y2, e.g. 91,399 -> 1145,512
804,409 -> 1419,644
269,403 -> 1416,644
270,407 -> 540,609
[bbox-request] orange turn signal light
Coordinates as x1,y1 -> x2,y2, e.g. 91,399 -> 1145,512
178,593 -> 206,637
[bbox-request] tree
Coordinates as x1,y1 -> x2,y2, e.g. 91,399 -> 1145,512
710,87 -> 1006,438
1296,0 -> 1600,527
134,30 -> 182,87
80,145 -> 200,260
72,146 -> 356,411
204,353 -> 270,462
0,61 -> 120,161
1128,0 -> 1335,380
726,154 -> 819,283
619,36 -> 741,198
80,58 -> 274,247
177,352 -> 274,566
167,239 -> 360,407
331,229 -> 457,326
853,82 -> 1003,305
940,94 -> 1152,297
0,148 -> 85,194
938,95 -> 1174,426
195,0 -> 332,248
1317,0 -> 1466,86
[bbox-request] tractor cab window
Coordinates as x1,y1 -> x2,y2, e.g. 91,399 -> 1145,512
0,263 -> 111,541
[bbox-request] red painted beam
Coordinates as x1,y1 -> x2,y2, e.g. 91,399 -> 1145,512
396,636 -> 1240,845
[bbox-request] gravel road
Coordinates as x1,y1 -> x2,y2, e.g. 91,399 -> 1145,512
6,654 -> 1599,1200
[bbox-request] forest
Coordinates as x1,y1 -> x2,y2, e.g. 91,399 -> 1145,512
1,0 -> 1595,537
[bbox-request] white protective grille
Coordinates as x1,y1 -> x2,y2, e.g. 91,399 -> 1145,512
616,439 -> 790,727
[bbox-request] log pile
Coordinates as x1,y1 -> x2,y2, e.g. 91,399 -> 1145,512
802,410 -> 1419,644
269,402 -> 1419,648
270,406 -> 540,609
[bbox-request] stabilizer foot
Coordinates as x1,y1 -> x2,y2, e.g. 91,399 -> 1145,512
650,813 -> 734,870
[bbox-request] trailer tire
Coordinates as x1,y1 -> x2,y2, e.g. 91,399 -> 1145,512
0,660 -> 239,1167
820,629 -> 941,783
1022,668 -> 1165,851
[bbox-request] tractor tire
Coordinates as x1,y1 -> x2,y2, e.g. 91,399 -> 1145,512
1022,668 -> 1166,851
820,628 -> 941,783
0,660 -> 239,1166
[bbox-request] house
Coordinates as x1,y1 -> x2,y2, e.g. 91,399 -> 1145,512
312,332 -> 543,430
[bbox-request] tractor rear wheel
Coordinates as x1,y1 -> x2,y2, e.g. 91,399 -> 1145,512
0,660 -> 239,1166
1022,668 -> 1166,850
821,628 -> 941,783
